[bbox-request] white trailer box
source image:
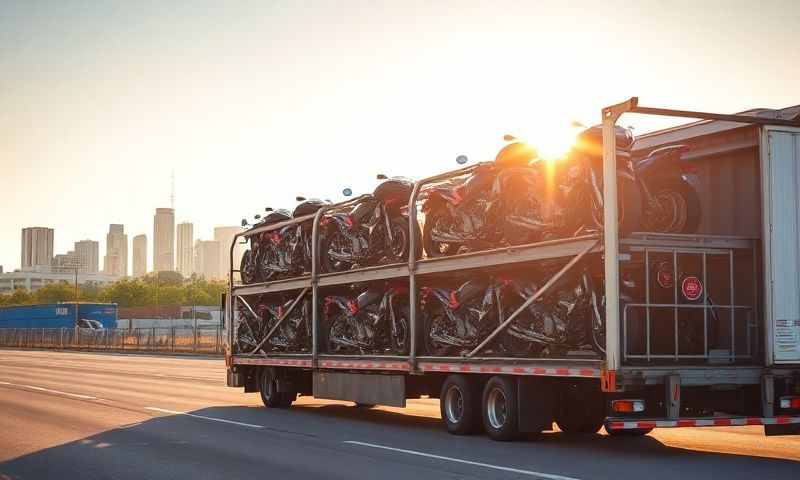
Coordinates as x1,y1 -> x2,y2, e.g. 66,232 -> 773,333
762,127 -> 800,364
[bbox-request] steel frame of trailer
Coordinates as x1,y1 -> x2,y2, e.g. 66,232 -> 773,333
226,97 -> 800,391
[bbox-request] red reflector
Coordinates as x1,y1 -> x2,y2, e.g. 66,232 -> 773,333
347,301 -> 358,315
681,276 -> 703,301
449,291 -> 460,309
613,401 -> 635,413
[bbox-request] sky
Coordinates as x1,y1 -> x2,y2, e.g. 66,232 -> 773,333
1,0 -> 798,272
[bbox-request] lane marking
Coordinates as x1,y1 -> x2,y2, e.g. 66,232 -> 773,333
343,441 -> 582,480
144,407 -> 264,429
0,380 -> 99,400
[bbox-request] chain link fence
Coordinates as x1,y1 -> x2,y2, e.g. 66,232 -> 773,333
0,327 -> 225,355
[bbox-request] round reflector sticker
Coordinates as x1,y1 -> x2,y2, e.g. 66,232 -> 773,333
681,276 -> 703,301
656,262 -> 673,289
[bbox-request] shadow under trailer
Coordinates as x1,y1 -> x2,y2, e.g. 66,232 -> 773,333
224,98 -> 800,440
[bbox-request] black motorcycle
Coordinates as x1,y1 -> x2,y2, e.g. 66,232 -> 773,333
240,208 -> 292,284
323,283 -> 410,355
256,294 -> 311,352
634,145 -> 702,233
574,125 -> 702,234
321,176 -> 420,272
420,278 -> 504,355
421,264 -> 607,357
259,197 -> 330,280
421,127 -> 643,258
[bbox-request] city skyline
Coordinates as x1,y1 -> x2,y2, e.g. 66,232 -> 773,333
6,209 -> 242,281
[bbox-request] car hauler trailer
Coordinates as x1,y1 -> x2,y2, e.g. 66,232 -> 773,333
224,98 -> 800,440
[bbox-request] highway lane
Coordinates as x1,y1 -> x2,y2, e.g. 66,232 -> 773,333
0,350 -> 798,480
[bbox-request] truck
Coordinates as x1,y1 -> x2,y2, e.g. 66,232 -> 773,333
224,98 -> 800,440
0,303 -> 119,330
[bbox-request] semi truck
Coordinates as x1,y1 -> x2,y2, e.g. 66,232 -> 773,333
224,98 -> 800,440
0,303 -> 119,330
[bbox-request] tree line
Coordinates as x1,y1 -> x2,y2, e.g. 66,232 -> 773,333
0,272 -> 226,308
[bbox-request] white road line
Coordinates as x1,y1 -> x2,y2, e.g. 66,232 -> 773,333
144,407 -> 264,429
0,381 -> 99,400
343,441 -> 582,480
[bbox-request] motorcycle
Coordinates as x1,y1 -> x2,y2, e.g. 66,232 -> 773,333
256,294 -> 311,352
320,175 -> 421,272
574,125 -> 702,234
635,146 -> 702,233
258,197 -> 331,280
240,208 -> 292,284
420,278 -> 504,356
421,127 -> 643,258
421,263 -> 608,357
323,283 -> 410,355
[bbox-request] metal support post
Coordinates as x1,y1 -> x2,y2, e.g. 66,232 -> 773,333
601,98 -> 638,378
665,374 -> 681,420
761,374 -> 774,417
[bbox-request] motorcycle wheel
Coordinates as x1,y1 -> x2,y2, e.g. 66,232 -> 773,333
321,228 -> 355,273
641,178 -> 701,234
423,207 -> 462,258
240,249 -> 260,284
258,244 -> 281,282
390,305 -> 410,355
590,175 -> 641,236
386,216 -> 422,264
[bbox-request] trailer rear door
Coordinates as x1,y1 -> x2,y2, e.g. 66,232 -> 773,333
763,127 -> 800,364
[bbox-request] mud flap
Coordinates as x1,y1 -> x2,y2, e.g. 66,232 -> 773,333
765,423 -> 800,436
518,377 -> 557,433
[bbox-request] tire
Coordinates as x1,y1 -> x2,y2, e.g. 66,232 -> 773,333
259,367 -> 293,408
482,376 -> 519,441
641,178 -> 701,234
320,227 -> 354,273
390,305 -> 410,355
589,175 -> 641,236
240,249 -> 260,284
607,427 -> 653,437
440,375 -> 482,435
423,205 -> 461,258
258,244 -> 280,282
555,383 -> 605,434
386,215 -> 421,264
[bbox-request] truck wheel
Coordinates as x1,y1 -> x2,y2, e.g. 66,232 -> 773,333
482,376 -> 519,441
259,367 -> 293,408
555,383 -> 605,434
607,427 -> 653,437
440,375 -> 482,435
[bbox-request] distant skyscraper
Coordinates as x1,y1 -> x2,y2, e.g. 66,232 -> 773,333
21,227 -> 54,272
176,222 -> 194,277
153,208 -> 175,272
52,251 -> 81,272
104,224 -> 128,277
74,239 -> 99,273
214,226 -> 244,280
194,240 -> 221,280
132,234 -> 147,277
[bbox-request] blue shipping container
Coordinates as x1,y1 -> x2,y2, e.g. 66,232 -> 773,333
0,303 -> 118,329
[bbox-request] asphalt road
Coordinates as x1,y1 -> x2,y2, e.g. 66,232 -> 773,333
0,349 -> 798,480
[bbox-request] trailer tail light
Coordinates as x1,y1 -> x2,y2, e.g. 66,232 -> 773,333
611,399 -> 646,414
779,396 -> 800,410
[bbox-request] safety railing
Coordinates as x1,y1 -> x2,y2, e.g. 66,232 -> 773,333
0,327 -> 225,355
620,235 -> 759,364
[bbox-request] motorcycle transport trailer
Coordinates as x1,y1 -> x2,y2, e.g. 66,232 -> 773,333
224,98 -> 800,440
